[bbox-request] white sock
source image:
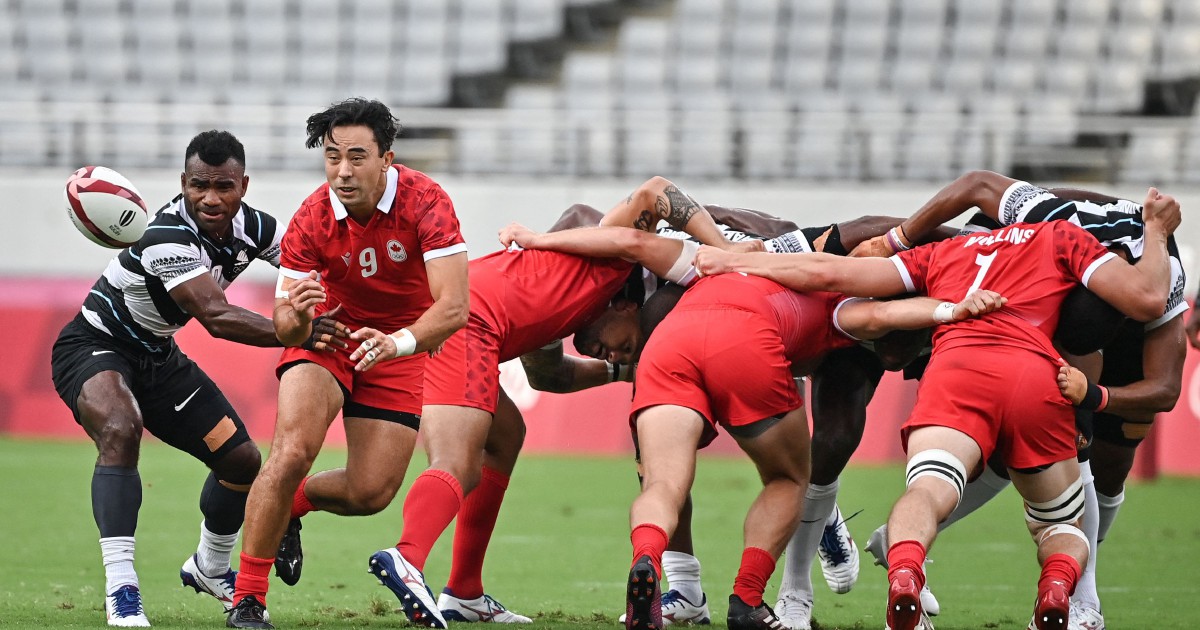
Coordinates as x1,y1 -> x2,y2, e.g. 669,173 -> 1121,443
195,520 -> 239,576
938,466 -> 1010,532
1073,462 -> 1102,610
778,480 -> 840,600
100,536 -> 138,594
1096,489 -> 1124,543
661,551 -> 704,604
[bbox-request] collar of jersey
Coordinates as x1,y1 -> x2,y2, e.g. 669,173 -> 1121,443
329,165 -> 398,220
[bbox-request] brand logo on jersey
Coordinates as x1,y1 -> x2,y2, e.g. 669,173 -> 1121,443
963,227 -> 1035,248
232,250 -> 250,275
387,240 -> 407,262
341,252 -> 352,266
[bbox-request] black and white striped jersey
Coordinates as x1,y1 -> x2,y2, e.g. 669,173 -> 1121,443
79,195 -> 283,354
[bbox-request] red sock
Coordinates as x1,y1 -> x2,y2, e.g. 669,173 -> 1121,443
445,467 -> 509,600
630,523 -> 669,576
732,547 -> 776,607
232,552 -> 273,607
1039,553 -> 1082,594
396,469 -> 464,572
887,540 -> 927,590
289,476 -> 315,520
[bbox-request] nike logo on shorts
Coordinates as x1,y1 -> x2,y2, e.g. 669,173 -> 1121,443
174,386 -> 203,412
91,350 -> 115,356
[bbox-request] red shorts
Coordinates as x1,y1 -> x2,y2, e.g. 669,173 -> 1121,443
422,322 -> 503,414
903,346 -> 1076,470
277,345 -> 425,416
631,306 -> 802,447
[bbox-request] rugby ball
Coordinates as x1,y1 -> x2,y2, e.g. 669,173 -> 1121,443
64,166 -> 149,248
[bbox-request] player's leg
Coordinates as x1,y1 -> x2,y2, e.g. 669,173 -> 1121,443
885,426 -> 981,630
440,389 -> 531,623
1009,459 -> 1089,630
627,405 -> 706,630
727,406 -> 810,630
229,363 -> 342,625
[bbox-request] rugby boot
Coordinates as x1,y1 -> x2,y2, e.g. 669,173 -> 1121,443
106,584 -> 150,627
886,568 -> 922,630
369,547 -> 447,628
1029,579 -> 1071,630
438,590 -> 532,623
726,594 -> 784,630
226,595 -> 273,629
619,589 -> 710,627
274,518 -> 303,586
625,555 -> 662,630
817,505 -> 860,594
180,554 -> 237,611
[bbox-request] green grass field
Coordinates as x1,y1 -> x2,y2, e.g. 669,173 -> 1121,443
1,437 -> 1196,629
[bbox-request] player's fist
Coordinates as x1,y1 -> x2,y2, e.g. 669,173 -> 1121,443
288,271 -> 327,322
693,245 -> 735,277
1056,361 -> 1088,405
848,235 -> 895,258
499,223 -> 537,249
952,289 -> 1007,320
1142,187 -> 1181,235
349,327 -> 398,372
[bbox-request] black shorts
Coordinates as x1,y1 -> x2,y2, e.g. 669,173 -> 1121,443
50,314 -> 251,465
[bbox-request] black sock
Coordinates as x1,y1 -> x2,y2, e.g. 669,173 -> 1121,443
92,466 -> 141,538
200,472 -> 247,535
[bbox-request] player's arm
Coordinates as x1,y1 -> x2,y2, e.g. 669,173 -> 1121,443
518,340 -> 628,393
833,290 -> 1007,340
170,273 -> 281,346
1102,316 -> 1186,418
693,248 -> 909,297
837,216 -> 960,253
849,170 -> 1018,257
703,204 -> 799,237
1186,290 -> 1200,349
1082,188 -> 1180,322
547,204 -> 604,232
600,176 -> 761,251
500,224 -> 698,284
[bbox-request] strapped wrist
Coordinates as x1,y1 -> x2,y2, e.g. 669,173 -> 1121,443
389,328 -> 417,357
1079,383 -> 1109,411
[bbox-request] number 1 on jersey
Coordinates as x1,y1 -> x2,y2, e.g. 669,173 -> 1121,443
966,252 -> 996,297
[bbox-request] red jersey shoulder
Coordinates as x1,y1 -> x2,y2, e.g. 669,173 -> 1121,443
291,184 -> 337,236
390,165 -> 463,249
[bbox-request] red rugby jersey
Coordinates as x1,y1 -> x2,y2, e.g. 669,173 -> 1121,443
280,165 -> 466,331
892,221 -> 1115,360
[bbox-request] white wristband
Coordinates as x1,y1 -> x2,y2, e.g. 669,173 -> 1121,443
932,302 -> 957,323
274,273 -> 289,299
389,328 -> 417,356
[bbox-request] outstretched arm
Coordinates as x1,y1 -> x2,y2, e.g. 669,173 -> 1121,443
500,224 -> 694,283
694,248 -> 909,297
834,290 -> 1007,340
519,340 -> 629,393
600,176 -> 762,251
172,273 -> 281,347
703,204 -> 799,238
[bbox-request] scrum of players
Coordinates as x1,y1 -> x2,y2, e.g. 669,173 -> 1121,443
49,98 -> 1187,630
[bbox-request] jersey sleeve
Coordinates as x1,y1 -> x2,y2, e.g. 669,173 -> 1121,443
891,245 -> 932,294
279,209 -> 321,279
415,184 -> 467,262
1055,222 -> 1117,287
142,241 -> 207,291
1146,255 -> 1189,331
253,211 -> 284,268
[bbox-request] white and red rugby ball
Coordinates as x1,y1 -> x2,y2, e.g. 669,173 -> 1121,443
64,166 -> 149,248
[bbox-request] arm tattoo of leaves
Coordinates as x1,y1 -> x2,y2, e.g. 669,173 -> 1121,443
656,185 -> 700,230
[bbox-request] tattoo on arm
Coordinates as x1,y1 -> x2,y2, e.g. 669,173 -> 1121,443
519,349 -> 575,393
634,210 -> 656,232
656,185 -> 700,230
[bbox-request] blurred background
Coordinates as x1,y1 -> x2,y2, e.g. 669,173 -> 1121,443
3,0 -> 1200,475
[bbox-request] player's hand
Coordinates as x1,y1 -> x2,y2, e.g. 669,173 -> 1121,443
693,245 -> 736,277
499,223 -> 538,248
848,235 -> 894,258
1056,360 -> 1088,405
428,341 -> 446,358
302,304 -> 350,352
1187,312 -> 1200,350
1142,187 -> 1181,235
288,271 -> 326,324
951,289 -> 1007,320
349,327 -> 398,372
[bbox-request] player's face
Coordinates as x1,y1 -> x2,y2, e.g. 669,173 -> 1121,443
181,156 -> 247,241
323,125 -> 395,215
579,311 -> 643,365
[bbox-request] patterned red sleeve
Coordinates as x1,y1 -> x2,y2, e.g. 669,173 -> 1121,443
893,244 -> 933,294
279,207 -> 322,278
1053,221 -> 1111,281
415,183 -> 466,261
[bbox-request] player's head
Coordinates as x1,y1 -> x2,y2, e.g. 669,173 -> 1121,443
181,130 -> 248,241
306,98 -> 402,213
573,297 -> 643,365
1054,285 -> 1126,355
868,327 -> 931,371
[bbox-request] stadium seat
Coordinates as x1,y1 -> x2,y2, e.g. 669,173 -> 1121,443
505,111 -> 563,175
1089,61 -> 1147,113
900,94 -> 962,181
1155,23 -> 1200,79
509,0 -> 566,41
620,109 -> 672,177
741,111 -> 794,179
1020,95 -> 1078,146
1179,128 -> 1200,184
1119,127 -> 1182,184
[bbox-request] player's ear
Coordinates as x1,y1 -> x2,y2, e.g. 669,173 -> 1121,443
383,149 -> 395,169
241,175 -> 249,195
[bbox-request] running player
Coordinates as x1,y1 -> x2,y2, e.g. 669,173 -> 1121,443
624,270 -> 1005,630
367,177 -> 742,628
693,187 -> 1180,630
226,99 -> 469,629
49,131 -> 344,627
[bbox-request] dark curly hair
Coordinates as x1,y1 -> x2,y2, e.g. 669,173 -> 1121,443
185,130 -> 246,169
305,98 -> 402,156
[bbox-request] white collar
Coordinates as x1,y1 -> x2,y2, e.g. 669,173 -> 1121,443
329,165 -> 398,220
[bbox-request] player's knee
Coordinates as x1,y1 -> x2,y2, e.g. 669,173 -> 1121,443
211,442 -> 261,486
906,449 -> 967,510
93,414 -> 144,457
811,431 -> 860,477
344,479 -> 401,515
264,442 -> 320,481
1024,476 -> 1086,531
